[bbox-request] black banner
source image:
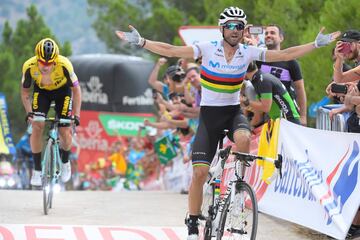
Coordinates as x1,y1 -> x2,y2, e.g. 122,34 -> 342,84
70,54 -> 155,113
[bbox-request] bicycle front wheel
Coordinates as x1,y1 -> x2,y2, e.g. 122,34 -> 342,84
217,181 -> 258,240
201,181 -> 215,239
42,140 -> 54,215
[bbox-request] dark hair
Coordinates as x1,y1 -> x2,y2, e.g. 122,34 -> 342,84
267,24 -> 284,37
247,61 -> 258,72
166,65 -> 185,82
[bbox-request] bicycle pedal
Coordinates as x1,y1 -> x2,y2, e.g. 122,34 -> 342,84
229,228 -> 247,234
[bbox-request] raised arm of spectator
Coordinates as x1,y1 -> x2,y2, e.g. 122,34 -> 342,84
183,77 -> 195,105
293,80 -> 307,125
156,93 -> 178,111
163,118 -> 189,129
116,25 -> 194,58
266,28 -> 340,62
180,104 -> 200,119
148,58 -> 167,92
144,118 -> 174,130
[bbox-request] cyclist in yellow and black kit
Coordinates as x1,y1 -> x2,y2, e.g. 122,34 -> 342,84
20,38 -> 82,186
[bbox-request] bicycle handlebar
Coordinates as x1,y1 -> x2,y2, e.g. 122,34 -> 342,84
219,145 -> 283,178
32,115 -> 74,124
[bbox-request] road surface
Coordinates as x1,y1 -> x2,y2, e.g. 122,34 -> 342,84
0,190 -> 331,239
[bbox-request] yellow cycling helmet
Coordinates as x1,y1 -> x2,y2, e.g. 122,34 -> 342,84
35,38 -> 59,63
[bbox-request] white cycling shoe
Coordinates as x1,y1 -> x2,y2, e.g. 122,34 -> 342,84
30,170 -> 42,186
61,162 -> 71,182
187,234 -> 199,240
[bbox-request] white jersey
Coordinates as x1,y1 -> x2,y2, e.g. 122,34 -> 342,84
192,40 -> 266,106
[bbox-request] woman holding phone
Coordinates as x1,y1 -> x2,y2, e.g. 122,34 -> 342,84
333,30 -> 360,83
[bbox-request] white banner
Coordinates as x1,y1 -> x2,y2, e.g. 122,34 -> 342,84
259,119 -> 360,239
178,26 -> 221,46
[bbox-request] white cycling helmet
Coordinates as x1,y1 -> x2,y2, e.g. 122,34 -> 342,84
218,7 -> 247,26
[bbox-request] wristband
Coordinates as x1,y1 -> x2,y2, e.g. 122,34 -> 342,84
140,38 -> 146,48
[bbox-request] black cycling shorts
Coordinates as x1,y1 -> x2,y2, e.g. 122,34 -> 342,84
191,105 -> 250,167
32,85 -> 72,126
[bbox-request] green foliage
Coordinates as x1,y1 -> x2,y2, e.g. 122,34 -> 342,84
0,4 -> 72,140
87,0 -> 359,115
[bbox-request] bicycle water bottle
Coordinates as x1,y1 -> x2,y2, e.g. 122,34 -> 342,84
214,178 -> 221,200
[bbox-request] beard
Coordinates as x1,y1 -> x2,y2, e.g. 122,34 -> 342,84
224,34 -> 241,47
265,39 -> 278,50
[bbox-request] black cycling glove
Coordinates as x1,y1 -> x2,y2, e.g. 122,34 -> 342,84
25,112 -> 34,123
74,115 -> 80,126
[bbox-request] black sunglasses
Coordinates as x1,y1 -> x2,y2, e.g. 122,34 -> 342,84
223,22 -> 244,31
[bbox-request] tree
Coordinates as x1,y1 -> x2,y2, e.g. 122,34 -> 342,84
88,0 -> 359,126
0,4 -> 72,140
298,0 -> 360,111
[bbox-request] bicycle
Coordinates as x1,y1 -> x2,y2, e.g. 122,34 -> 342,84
200,133 -> 283,240
33,115 -> 74,215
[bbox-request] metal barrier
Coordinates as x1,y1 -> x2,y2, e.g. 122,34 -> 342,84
316,104 -> 348,132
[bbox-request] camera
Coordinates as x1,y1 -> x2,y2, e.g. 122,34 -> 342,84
331,83 -> 348,94
249,26 -> 263,35
172,71 -> 185,82
166,65 -> 185,82
338,42 -> 352,54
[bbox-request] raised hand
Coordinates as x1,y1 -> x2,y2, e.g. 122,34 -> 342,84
314,27 -> 341,48
115,25 -> 145,46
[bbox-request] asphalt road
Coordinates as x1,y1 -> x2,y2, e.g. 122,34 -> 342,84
0,190 -> 331,239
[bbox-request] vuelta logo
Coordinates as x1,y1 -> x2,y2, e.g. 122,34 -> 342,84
320,141 -> 360,225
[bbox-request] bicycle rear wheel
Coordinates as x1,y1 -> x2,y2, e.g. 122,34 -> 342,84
216,181 -> 258,240
42,141 -> 53,215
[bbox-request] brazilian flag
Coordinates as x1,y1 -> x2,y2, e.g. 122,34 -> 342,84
154,136 -> 177,165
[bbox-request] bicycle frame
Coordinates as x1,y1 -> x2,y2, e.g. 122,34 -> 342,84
202,145 -> 282,239
33,115 -> 72,215
42,120 -> 62,188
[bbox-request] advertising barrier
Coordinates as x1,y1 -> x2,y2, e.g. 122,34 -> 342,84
76,111 -> 156,171
256,119 -> 360,239
0,93 -> 15,156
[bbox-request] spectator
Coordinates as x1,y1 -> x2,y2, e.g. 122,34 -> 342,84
329,47 -> 353,104
242,61 -> 301,124
330,29 -> 360,238
148,57 -> 186,99
108,140 -> 128,177
333,30 -> 360,83
257,24 -> 307,125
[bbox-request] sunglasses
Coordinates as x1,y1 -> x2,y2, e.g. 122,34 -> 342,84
38,60 -> 54,66
223,22 -> 244,31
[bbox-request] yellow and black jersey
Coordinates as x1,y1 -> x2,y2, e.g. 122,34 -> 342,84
21,55 -> 79,91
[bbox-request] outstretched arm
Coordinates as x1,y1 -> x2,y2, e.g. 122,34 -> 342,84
116,25 -> 194,58
266,27 -> 340,62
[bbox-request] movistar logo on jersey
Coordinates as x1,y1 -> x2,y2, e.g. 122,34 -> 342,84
208,61 -> 246,71
209,61 -> 221,68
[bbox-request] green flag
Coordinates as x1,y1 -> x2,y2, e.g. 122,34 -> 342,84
154,136 -> 177,165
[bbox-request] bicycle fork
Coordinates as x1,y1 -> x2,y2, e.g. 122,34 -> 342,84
211,179 -> 235,236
